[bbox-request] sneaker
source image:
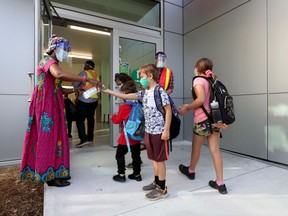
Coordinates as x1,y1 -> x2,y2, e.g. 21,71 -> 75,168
142,181 -> 157,191
209,180 -> 228,194
113,174 -> 126,182
128,174 -> 142,181
75,140 -> 91,148
179,164 -> 195,180
126,160 -> 143,169
145,186 -> 168,201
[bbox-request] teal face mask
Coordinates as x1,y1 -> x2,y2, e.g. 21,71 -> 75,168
140,77 -> 149,89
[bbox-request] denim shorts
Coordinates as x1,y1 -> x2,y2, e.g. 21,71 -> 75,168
193,119 -> 220,137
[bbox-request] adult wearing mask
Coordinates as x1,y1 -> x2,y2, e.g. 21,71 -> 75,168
20,34 -> 99,187
73,61 -> 100,148
156,52 -> 174,95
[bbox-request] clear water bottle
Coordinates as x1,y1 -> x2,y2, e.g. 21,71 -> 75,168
210,100 -> 223,124
83,87 -> 100,99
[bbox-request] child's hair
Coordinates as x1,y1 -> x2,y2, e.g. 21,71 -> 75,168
114,73 -> 132,83
139,64 -> 159,81
120,80 -> 136,94
195,58 -> 217,79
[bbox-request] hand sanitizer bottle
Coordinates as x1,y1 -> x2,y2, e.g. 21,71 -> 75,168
83,87 -> 100,99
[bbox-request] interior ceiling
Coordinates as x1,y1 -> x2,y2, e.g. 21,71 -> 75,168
51,0 -> 158,22
53,23 -> 111,65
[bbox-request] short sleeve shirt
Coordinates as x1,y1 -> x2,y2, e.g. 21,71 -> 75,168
193,77 -> 211,123
136,85 -> 170,134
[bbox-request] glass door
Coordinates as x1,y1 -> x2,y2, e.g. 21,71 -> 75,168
111,30 -> 161,146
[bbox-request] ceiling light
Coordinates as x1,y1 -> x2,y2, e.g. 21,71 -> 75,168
68,54 -> 92,60
44,53 -> 92,60
70,25 -> 111,36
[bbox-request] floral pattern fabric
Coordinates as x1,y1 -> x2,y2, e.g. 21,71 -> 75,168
136,84 -> 170,134
20,56 -> 70,182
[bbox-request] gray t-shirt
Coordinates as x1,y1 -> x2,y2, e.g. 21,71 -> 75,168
136,84 -> 170,134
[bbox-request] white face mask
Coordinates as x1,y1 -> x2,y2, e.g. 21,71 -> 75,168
55,48 -> 69,62
194,68 -> 198,76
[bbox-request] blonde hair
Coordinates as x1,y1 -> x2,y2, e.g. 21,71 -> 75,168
139,64 -> 159,81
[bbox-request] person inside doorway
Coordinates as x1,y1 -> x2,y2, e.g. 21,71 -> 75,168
73,60 -> 100,148
156,52 -> 174,95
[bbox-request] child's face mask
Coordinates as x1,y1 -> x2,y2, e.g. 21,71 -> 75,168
140,77 -> 149,89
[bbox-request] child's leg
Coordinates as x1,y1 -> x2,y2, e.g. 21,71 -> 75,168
207,132 -> 223,181
190,134 -> 206,171
115,145 -> 128,175
130,143 -> 141,175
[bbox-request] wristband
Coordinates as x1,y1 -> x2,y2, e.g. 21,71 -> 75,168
82,75 -> 87,84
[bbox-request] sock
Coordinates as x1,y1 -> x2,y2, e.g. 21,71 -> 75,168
158,179 -> 166,190
188,167 -> 195,174
119,174 -> 125,177
216,180 -> 224,186
155,176 -> 159,185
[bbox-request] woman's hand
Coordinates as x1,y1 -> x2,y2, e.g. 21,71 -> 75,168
178,104 -> 189,116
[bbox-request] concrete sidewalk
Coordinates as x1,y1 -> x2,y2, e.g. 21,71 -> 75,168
44,140 -> 288,216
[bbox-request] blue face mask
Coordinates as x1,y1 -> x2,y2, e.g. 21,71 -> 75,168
55,49 -> 69,62
140,77 -> 149,89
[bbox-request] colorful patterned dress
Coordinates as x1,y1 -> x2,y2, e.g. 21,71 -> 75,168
20,56 -> 70,182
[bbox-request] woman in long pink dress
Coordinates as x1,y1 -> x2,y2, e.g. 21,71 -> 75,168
20,35 -> 99,187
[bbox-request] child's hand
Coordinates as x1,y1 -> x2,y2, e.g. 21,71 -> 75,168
178,105 -> 189,116
101,85 -> 109,93
212,123 -> 229,129
161,129 -> 170,141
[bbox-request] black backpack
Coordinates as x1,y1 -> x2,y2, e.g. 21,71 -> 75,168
192,76 -> 235,125
154,85 -> 181,151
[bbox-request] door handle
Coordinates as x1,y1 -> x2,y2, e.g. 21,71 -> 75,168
28,72 -> 35,102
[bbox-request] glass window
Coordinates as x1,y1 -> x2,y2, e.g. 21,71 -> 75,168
51,0 -> 160,28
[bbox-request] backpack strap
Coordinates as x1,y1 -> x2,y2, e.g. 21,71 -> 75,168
154,85 -> 173,151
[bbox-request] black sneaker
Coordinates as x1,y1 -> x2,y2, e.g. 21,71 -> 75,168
113,174 -> 126,182
179,164 -> 195,180
209,180 -> 228,194
128,174 -> 142,181
75,140 -> 91,148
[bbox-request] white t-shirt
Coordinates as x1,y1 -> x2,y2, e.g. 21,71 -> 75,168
136,85 -> 170,134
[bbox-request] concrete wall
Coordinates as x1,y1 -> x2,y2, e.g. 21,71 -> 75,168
183,0 -> 288,165
0,0 -> 34,164
164,0 -> 184,140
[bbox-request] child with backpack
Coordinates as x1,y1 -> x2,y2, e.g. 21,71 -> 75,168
178,58 -> 229,194
111,81 -> 143,183
103,64 -> 172,201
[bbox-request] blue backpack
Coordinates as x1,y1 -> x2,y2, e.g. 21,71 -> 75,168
124,101 -> 145,141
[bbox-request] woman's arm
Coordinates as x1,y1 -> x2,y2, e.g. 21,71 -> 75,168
178,84 -> 205,116
49,64 -> 100,86
102,88 -> 138,101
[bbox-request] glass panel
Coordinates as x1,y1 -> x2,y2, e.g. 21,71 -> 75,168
119,37 -> 156,85
51,0 -> 160,28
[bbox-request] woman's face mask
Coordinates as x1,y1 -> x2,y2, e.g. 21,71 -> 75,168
55,42 -> 71,62
140,77 -> 149,89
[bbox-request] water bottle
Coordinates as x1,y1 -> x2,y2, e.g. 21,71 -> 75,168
83,87 -> 100,99
210,100 -> 223,124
